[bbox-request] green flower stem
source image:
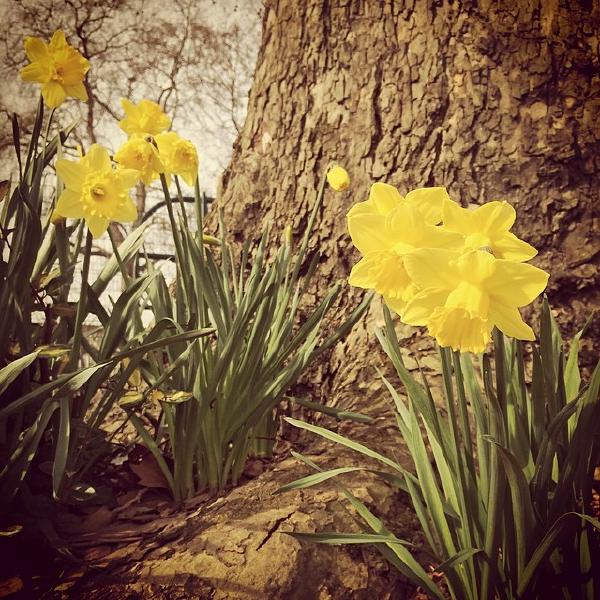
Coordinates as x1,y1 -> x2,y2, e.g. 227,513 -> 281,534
174,176 -> 189,229
68,229 -> 93,371
108,226 -> 131,287
194,178 -> 204,241
24,96 -> 43,180
440,347 -> 477,597
453,350 -> 482,595
159,175 -> 185,266
53,221 -> 71,301
107,224 -> 147,337
159,173 -> 190,305
493,328 -> 508,414
481,331 -> 509,600
193,178 -> 209,334
41,107 -> 56,163
453,350 -> 474,458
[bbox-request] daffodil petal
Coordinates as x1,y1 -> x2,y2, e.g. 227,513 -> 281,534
384,295 -> 408,318
369,182 -> 403,216
120,98 -> 134,113
425,226 -> 464,249
403,248 -> 460,291
155,131 -> 175,152
347,213 -> 396,254
402,288 -> 449,326
117,169 -> 139,190
59,55 -> 89,85
64,82 -> 88,101
472,201 -> 516,234
428,307 -> 491,353
24,36 -> 48,62
50,30 -> 68,48
346,199 -> 375,219
493,231 -> 537,262
404,186 -> 449,224
112,199 -> 137,223
181,170 -> 198,186
387,204 -> 463,250
55,189 -> 84,218
386,203 -> 422,243
348,256 -> 377,289
120,99 -> 171,137
445,281 -> 490,318
489,303 -> 535,341
41,81 -> 66,108
20,62 -> 50,83
487,260 -> 549,307
442,198 -> 471,232
86,215 -> 109,238
56,159 -> 86,191
86,145 -> 111,172
454,250 -> 496,283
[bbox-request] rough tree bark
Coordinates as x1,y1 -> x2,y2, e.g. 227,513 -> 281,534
72,2 -> 599,598
218,0 -> 599,406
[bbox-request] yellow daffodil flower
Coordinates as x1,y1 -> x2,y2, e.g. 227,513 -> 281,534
20,30 -> 89,109
327,166 -> 350,191
155,132 -> 199,186
114,137 -> 163,185
118,98 -> 171,137
442,199 -> 537,261
348,198 -> 462,317
54,144 -> 138,238
348,183 -> 450,230
402,249 -> 549,353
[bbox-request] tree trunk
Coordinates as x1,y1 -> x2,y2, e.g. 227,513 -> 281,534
217,0 -> 599,401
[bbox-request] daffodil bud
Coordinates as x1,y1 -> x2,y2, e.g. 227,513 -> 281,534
327,166 -> 350,191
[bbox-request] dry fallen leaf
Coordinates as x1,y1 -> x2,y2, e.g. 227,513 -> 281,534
79,506 -> 113,533
0,577 -> 23,598
129,452 -> 170,490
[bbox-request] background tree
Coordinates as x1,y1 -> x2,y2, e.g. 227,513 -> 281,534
1,0 -> 262,286
216,0 -> 600,415
0,0 -> 262,195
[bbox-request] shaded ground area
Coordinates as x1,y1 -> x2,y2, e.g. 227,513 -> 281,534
3,310 -> 597,599
3,440 -> 423,599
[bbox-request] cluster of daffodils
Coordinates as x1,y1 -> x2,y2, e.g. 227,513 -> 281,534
347,183 -> 549,353
114,98 -> 199,187
21,30 -> 199,239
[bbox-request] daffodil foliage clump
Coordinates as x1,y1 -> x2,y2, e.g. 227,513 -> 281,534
1,30 -> 371,509
283,183 -> 600,599
1,30 -> 214,508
